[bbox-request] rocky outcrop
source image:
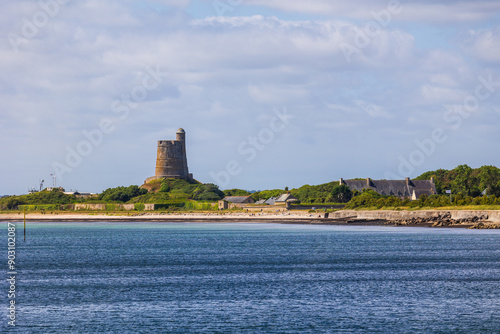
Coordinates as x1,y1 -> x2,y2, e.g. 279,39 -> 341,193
386,212 -> 489,227
327,210 -> 500,228
469,222 -> 500,229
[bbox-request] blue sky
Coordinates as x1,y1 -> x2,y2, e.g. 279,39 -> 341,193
1,0 -> 500,195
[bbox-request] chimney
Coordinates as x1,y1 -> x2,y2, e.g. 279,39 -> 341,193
339,178 -> 344,185
366,178 -> 371,188
406,177 -> 410,186
431,176 -> 435,184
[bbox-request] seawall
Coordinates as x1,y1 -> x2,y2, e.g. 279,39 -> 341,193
328,210 -> 500,223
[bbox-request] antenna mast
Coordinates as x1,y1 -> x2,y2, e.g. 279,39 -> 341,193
50,174 -> 56,188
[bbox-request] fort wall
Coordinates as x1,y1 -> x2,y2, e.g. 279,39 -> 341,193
145,128 -> 192,183
328,210 -> 500,223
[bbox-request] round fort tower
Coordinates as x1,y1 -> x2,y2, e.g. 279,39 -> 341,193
145,128 -> 193,183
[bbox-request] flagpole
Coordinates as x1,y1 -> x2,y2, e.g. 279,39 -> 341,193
24,206 -> 26,242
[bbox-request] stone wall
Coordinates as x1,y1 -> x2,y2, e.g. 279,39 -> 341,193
328,210 -> 500,223
145,129 -> 192,184
155,140 -> 188,179
75,204 -> 107,210
74,203 -> 155,211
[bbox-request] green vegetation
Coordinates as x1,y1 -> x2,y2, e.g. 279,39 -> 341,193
134,178 -> 224,202
3,164 -> 500,211
330,185 -> 353,203
19,204 -> 73,211
341,165 -> 500,210
416,164 -> 500,196
0,188 -> 76,209
251,189 -> 285,201
344,190 -> 500,210
153,200 -> 215,211
250,182 -> 352,204
343,164 -> 500,210
223,189 -> 251,197
290,182 -> 340,203
0,178 -> 225,210
99,185 -> 147,202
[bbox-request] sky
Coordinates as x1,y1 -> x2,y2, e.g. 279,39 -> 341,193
1,0 -> 500,195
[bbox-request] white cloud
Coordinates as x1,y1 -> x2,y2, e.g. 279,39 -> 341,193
247,85 -> 308,104
232,0 -> 500,23
355,100 -> 392,119
0,2 -> 499,193
461,27 -> 500,63
420,85 -> 465,103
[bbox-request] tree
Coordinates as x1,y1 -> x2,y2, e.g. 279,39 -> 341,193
416,165 -> 500,197
99,185 -> 147,202
6,198 -> 23,210
251,189 -> 285,201
223,189 -> 251,197
415,168 -> 449,194
487,181 -> 500,197
289,181 -> 339,203
193,184 -> 224,201
450,165 -> 473,196
474,166 -> 500,194
331,185 -> 353,203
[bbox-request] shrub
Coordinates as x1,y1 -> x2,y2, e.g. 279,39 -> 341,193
134,203 -> 145,211
99,186 -> 147,203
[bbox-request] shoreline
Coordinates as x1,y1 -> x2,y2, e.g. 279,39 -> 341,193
2,211 -> 499,229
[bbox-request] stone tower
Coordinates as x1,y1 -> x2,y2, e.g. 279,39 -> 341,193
145,128 -> 193,183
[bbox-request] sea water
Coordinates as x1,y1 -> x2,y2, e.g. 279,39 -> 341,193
2,222 -> 500,333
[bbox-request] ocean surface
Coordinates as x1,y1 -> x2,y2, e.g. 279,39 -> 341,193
2,222 -> 500,333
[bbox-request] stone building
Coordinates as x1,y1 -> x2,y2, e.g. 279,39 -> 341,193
339,177 -> 437,200
218,196 -> 255,210
274,193 -> 299,205
145,128 -> 193,184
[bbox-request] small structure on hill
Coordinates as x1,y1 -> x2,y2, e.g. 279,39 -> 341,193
145,128 -> 193,184
218,196 -> 255,210
63,191 -> 96,198
274,193 -> 299,205
339,177 -> 436,200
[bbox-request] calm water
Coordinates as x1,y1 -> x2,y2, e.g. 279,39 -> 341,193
2,222 -> 500,333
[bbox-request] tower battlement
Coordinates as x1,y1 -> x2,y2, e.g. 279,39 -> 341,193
145,128 -> 193,183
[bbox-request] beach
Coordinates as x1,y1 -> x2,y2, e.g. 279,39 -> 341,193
2,210 -> 500,228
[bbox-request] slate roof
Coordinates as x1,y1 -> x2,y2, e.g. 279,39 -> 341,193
265,197 -> 277,205
275,193 -> 299,202
342,179 -> 436,199
223,196 -> 255,204
413,189 -> 434,199
254,199 -> 266,205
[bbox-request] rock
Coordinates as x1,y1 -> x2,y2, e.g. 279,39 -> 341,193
469,222 -> 485,229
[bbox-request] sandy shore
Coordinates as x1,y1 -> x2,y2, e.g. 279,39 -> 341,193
0,211 -> 323,223
3,210 -> 500,229
0,211 -> 399,228
0,211 -> 478,228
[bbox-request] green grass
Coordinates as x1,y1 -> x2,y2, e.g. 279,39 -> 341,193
291,202 -> 346,206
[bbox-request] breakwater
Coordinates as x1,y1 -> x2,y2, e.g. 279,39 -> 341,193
329,210 -> 500,223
